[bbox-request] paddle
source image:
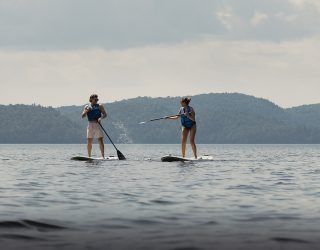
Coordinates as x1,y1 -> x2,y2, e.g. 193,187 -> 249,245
97,122 -> 126,160
139,112 -> 191,125
139,114 -> 179,124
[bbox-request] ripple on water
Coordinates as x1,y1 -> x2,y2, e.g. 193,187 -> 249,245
271,237 -> 311,244
0,219 -> 66,231
0,219 -> 67,247
233,214 -> 302,222
0,233 -> 46,241
150,199 -> 177,205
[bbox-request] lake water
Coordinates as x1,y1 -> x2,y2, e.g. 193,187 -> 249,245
0,144 -> 320,250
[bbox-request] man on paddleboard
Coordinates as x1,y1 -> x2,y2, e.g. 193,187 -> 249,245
167,97 -> 197,159
81,94 -> 107,158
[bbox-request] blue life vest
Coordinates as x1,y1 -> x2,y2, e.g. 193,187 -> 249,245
87,104 -> 102,121
180,106 -> 195,129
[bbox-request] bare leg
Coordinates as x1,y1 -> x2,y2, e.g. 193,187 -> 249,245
189,126 -> 197,159
98,137 -> 105,158
181,127 -> 189,158
87,138 -> 93,157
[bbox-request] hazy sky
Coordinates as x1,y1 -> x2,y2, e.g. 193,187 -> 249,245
1,0 -> 320,107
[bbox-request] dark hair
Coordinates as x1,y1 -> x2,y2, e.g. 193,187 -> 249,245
181,97 -> 191,105
89,94 -> 98,102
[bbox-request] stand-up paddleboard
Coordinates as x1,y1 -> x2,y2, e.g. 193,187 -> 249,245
161,155 -> 213,162
71,156 -> 119,161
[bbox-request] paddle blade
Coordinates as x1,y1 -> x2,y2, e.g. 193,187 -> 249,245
139,121 -> 146,124
117,150 -> 126,160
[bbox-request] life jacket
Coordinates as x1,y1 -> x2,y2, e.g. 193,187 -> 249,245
87,104 -> 102,121
180,106 -> 195,129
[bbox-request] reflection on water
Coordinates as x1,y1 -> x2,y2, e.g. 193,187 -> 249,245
0,144 -> 320,250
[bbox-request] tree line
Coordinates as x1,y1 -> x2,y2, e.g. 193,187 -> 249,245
1,93 -> 320,143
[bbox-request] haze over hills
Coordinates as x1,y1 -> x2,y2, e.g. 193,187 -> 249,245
1,93 -> 320,144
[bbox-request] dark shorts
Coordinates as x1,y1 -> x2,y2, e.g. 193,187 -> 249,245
182,124 -> 197,131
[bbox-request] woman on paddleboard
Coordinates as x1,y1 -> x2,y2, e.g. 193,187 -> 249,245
168,97 -> 197,159
81,94 -> 107,158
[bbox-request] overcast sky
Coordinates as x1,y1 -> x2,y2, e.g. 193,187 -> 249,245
1,0 -> 320,107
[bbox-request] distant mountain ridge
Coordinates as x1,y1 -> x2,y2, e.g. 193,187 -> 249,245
1,93 -> 320,143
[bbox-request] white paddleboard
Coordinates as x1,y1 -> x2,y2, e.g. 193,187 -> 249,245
161,155 -> 213,162
71,156 -> 119,161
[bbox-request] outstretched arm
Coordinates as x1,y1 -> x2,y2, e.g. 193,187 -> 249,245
166,110 -> 180,120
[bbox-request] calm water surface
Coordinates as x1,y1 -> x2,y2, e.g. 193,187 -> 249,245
0,144 -> 320,250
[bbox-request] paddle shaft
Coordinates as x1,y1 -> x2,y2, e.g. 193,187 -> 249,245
148,115 -> 179,122
97,122 -> 118,150
141,112 -> 192,124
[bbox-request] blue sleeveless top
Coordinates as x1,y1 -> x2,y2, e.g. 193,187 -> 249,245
180,106 -> 195,128
87,104 -> 102,121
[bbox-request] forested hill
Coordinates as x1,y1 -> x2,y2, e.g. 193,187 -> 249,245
0,105 -> 83,143
2,93 -> 320,143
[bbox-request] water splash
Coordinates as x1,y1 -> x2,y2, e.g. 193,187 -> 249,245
112,122 -> 133,144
